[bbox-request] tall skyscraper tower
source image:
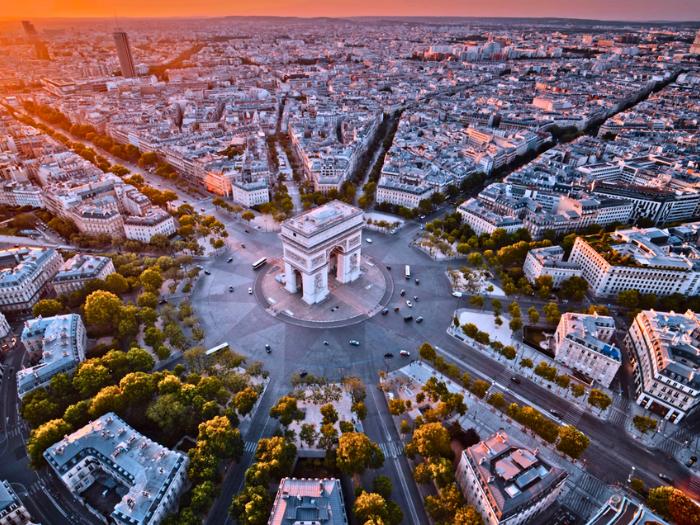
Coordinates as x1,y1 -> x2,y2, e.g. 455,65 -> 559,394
690,30 -> 700,55
113,31 -> 136,77
21,21 -> 37,36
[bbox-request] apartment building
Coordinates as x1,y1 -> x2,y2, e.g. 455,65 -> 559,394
569,228 -> 700,298
457,198 -> 524,237
123,209 -> 177,243
553,313 -> 621,388
523,246 -> 583,287
585,495 -> 670,525
455,431 -> 567,525
624,309 -> 700,423
0,247 -> 63,315
376,175 -> 435,209
44,413 -> 188,525
52,254 -> 115,296
0,480 -> 33,525
18,314 -> 86,398
268,478 -> 348,525
232,179 -> 270,208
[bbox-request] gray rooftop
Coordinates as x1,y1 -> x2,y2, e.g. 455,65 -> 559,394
269,478 -> 348,525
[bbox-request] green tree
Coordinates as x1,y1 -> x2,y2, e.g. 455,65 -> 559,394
241,211 -> 255,222
146,393 -> 188,436
558,276 -> 588,301
454,506 -> 484,525
520,358 -> 533,368
527,306 -> 540,324
469,295 -> 484,309
419,342 -> 436,361
105,273 -> 129,295
354,492 -> 389,523
299,423 -> 318,448
89,385 -> 126,418
352,401 -> 367,420
72,362 -> 112,397
543,301 -> 561,324
137,291 -> 158,309
255,436 -> 297,478
632,415 -> 658,434
190,480 -> 216,514
336,432 -> 385,477
139,267 -> 163,292
119,372 -> 156,404
32,299 -> 63,318
556,425 -> 590,459
20,390 -> 62,428
425,484 -> 464,523
269,396 -> 303,426
84,290 -> 122,328
63,400 -> 91,428
233,387 -> 259,416
408,422 -> 451,459
321,403 -> 339,425
372,475 -> 393,500
469,379 -> 490,399
229,484 -> 271,525
126,347 -> 155,372
196,416 -> 243,460
618,289 -> 641,309
570,383 -> 585,398
587,389 -> 612,411
27,418 -> 73,466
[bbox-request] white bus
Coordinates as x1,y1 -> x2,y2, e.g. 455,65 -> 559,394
205,342 -> 229,357
405,265 -> 411,280
252,257 -> 267,270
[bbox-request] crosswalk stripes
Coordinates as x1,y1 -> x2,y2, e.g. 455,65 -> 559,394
244,441 -> 258,454
561,471 -> 610,520
378,441 -> 404,459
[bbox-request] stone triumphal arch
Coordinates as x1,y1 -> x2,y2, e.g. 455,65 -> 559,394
280,200 -> 364,305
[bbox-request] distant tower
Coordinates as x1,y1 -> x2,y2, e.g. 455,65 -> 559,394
34,41 -> 50,60
690,30 -> 700,55
21,20 -> 37,37
113,31 -> 136,77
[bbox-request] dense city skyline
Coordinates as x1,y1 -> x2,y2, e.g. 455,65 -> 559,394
3,0 -> 700,21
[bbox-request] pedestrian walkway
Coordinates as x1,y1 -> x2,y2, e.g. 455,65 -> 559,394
560,470 -> 612,519
377,440 -> 404,459
244,441 -> 258,454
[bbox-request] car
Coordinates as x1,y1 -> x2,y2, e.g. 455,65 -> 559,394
419,215 -> 426,220
227,257 -> 233,263
265,344 -> 271,353
386,266 -> 391,271
244,229 -> 249,233
394,306 -> 400,312
658,473 -> 673,484
416,316 -> 424,323
510,376 -> 521,384
400,350 -> 410,357
549,409 -> 561,418
248,287 -> 253,294
229,286 -> 234,292
158,298 -> 168,305
413,295 -> 419,302
382,308 -> 389,315
299,371 -> 308,378
200,208 -> 205,212
400,289 -> 406,297
403,315 -> 413,322
204,270 -> 211,275
415,278 -> 420,285
452,291 -> 463,298
323,340 -> 329,346
349,340 -> 360,347
406,300 -> 413,308
384,352 -> 394,359
240,243 -> 246,248
366,238 -> 373,244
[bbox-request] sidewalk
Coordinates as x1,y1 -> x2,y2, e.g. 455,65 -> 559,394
448,320 -> 615,422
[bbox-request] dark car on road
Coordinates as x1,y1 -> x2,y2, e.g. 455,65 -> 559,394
403,315 -> 413,322
384,352 -> 394,359
510,376 -> 521,384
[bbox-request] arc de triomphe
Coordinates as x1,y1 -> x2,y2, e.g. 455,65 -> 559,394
279,200 -> 364,305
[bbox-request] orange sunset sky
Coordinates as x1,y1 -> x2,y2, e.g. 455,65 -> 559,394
2,0 -> 700,21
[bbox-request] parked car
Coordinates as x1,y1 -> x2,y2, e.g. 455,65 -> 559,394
403,315 -> 413,322
204,270 -> 211,275
658,473 -> 673,484
382,308 -> 389,315
349,340 -> 360,347
228,286 -> 234,293
248,287 -> 253,294
406,300 -> 413,308
265,344 -> 271,353
366,238 -> 373,244
383,352 -> 394,359
400,289 -> 406,297
416,316 -> 424,323
510,376 -> 521,384
227,257 -> 233,263
400,350 -> 410,357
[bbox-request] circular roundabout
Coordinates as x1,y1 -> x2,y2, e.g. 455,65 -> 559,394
254,255 -> 393,328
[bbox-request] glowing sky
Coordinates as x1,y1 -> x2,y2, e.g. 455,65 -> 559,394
2,0 -> 700,21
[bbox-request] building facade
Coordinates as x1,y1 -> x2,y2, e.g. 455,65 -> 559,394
523,246 -> 583,288
0,247 -> 63,315
18,314 -> 86,398
123,210 -> 177,243
44,413 -> 188,525
0,480 -> 33,525
268,478 -> 348,525
457,198 -> 524,237
52,254 -> 116,296
553,313 -> 621,388
113,31 -> 136,78
455,431 -> 567,525
280,201 -> 364,305
624,309 -> 700,423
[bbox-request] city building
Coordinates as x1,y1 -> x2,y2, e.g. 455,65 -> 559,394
523,246 -> 583,288
268,478 -> 348,525
113,31 -> 136,78
569,228 -> 700,298
585,494 -> 670,525
123,209 -> 177,243
456,431 -> 567,525
0,312 -> 10,340
553,313 -> 621,388
457,198 -> 524,237
624,309 -> 700,423
0,479 -> 34,525
0,247 -> 63,315
51,254 -> 115,296
44,413 -> 188,525
232,179 -> 270,208
17,314 -> 86,398
280,200 -> 364,305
